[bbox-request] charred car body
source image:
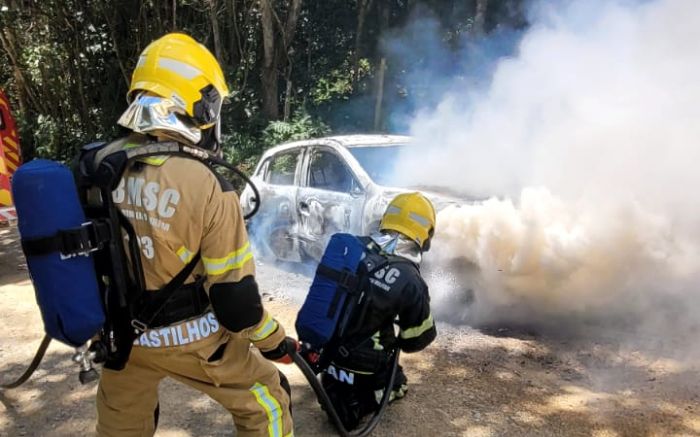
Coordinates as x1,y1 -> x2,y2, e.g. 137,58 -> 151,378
241,135 -> 465,261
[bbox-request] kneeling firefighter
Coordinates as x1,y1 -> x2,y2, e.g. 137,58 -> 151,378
294,193 -> 438,433
12,33 -> 295,437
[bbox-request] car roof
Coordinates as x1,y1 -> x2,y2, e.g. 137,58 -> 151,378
322,134 -> 411,147
261,134 -> 411,157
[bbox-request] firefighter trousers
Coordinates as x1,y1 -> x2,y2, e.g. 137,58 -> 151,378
96,330 -> 293,437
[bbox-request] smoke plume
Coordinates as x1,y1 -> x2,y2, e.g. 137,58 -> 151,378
395,0 -> 700,340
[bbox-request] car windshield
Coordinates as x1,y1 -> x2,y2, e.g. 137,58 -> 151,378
348,145 -> 410,187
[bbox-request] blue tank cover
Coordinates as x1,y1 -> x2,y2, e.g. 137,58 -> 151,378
12,159 -> 105,346
295,233 -> 366,348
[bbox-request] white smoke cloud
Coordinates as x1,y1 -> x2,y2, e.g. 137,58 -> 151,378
399,0 -> 700,333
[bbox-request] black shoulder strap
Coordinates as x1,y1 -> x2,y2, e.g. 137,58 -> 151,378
76,136 -> 213,191
130,252 -> 202,333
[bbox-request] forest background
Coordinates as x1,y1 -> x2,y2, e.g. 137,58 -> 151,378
0,0 -> 526,170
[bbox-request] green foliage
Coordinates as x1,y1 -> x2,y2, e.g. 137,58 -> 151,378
261,112 -> 330,149
0,0 -> 527,165
311,59 -> 371,104
221,130 -> 262,172
219,110 -> 327,178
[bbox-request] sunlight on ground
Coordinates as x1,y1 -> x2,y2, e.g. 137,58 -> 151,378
657,401 -> 686,415
683,416 -> 700,433
462,425 -> 494,437
65,387 -> 97,403
494,370 -> 517,381
512,411 -> 545,426
450,331 -> 544,356
446,365 -> 477,379
538,385 -> 610,413
609,349 -> 687,375
185,395 -> 220,413
53,418 -> 94,434
0,279 -> 30,288
401,353 -> 435,374
452,414 -> 494,435
616,395 -> 641,409
154,429 -> 192,437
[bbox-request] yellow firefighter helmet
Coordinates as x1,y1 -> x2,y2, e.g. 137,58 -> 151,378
380,192 -> 436,250
128,33 -> 229,128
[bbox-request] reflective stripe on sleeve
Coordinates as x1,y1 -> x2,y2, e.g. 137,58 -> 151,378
250,313 -> 278,342
202,241 -> 253,276
399,315 -> 434,340
176,246 -> 195,264
250,382 -> 284,437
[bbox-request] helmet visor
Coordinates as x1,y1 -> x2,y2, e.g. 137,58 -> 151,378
118,93 -> 202,144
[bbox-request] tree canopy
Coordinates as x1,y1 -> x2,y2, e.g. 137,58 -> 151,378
0,0 -> 526,167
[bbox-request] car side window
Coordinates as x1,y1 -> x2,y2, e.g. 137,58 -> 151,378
266,150 -> 300,185
308,150 -> 356,192
257,158 -> 270,179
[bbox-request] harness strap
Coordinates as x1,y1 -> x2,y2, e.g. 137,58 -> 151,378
316,264 -> 360,290
130,252 -> 204,333
143,280 -> 210,329
21,220 -> 111,258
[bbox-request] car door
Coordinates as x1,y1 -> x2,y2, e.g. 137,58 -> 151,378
296,146 -> 366,260
253,146 -> 305,262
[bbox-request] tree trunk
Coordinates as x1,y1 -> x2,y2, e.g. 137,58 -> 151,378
260,0 -> 303,120
373,1 -> 389,131
225,0 -> 239,66
172,0 -> 177,30
353,0 -> 374,83
208,0 -> 223,62
283,77 -> 293,122
260,0 -> 279,119
279,0 -> 302,119
473,0 -> 489,36
285,0 -> 303,46
373,57 -> 386,131
101,5 -> 130,88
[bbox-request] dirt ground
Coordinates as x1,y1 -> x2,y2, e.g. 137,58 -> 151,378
1,223 -> 699,437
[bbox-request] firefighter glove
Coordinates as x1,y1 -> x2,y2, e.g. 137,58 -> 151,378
261,337 -> 299,365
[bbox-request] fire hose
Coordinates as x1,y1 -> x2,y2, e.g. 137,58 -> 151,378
288,337 -> 400,437
0,335 -> 51,389
3,336 -> 399,437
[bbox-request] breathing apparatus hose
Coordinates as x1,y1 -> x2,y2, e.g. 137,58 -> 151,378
289,338 -> 400,437
111,144 -> 261,220
0,335 -> 51,389
206,153 -> 260,220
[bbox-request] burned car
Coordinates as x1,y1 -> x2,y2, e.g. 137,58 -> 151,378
241,135 -> 465,261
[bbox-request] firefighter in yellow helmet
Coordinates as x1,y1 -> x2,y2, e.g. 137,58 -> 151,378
311,192 -> 438,430
95,33 -> 294,437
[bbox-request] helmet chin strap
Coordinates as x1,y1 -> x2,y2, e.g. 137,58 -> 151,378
197,125 -> 219,152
